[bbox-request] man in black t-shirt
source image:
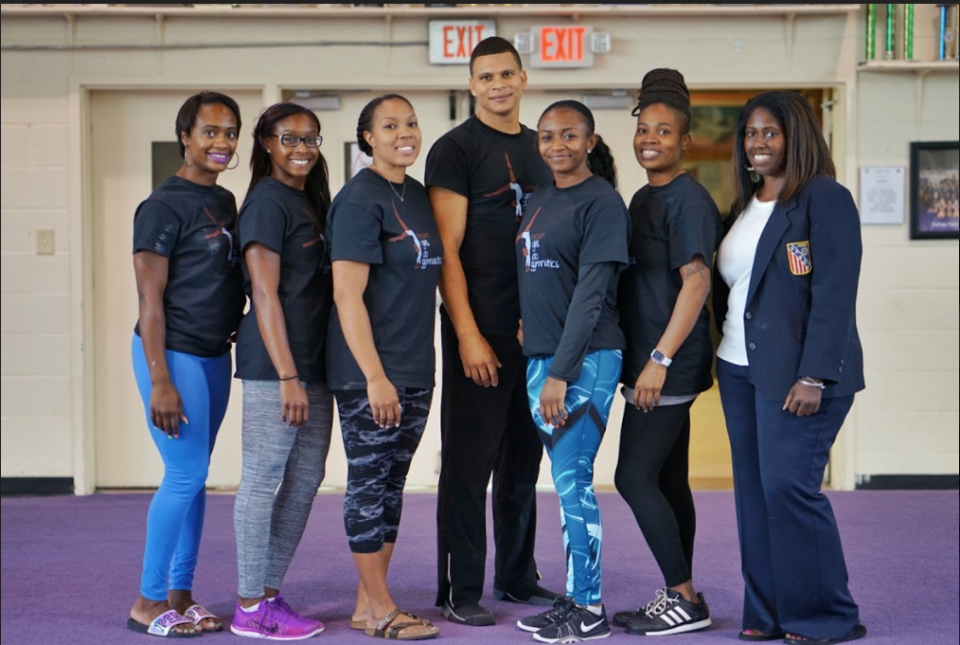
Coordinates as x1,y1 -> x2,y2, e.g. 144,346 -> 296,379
425,37 -> 559,626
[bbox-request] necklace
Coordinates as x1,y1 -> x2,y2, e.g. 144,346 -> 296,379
386,177 -> 406,202
372,165 -> 406,202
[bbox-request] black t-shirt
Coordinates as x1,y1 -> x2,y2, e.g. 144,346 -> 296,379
234,177 -> 332,382
425,115 -> 552,336
132,175 -> 244,357
517,175 -> 630,360
325,169 -> 444,391
618,173 -> 722,395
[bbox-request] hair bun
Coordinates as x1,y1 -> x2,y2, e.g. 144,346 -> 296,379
634,68 -> 691,121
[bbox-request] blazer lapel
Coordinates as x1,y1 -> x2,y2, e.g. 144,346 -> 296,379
745,199 -> 797,307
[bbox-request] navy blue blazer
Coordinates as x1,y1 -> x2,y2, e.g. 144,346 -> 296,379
713,176 -> 865,401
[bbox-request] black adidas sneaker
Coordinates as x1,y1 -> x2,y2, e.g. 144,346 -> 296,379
517,597 -> 574,633
534,603 -> 611,643
625,589 -> 711,636
612,587 -> 667,628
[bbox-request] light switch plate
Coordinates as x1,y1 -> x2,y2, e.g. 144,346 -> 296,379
36,228 -> 55,256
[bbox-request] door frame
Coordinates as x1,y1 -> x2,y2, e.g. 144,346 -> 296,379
69,78 -> 279,494
67,76 -> 857,494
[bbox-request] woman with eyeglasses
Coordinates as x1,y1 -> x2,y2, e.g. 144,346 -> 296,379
231,103 -> 334,640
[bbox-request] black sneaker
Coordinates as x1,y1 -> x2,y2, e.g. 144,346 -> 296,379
534,603 -> 611,643
517,597 -> 574,633
625,590 -> 711,636
495,585 -> 564,607
441,601 -> 495,627
612,587 -> 667,627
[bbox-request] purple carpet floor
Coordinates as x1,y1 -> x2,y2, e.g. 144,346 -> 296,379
1,491 -> 957,644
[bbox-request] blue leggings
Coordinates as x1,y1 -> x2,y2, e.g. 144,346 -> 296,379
526,349 -> 621,606
131,335 -> 232,601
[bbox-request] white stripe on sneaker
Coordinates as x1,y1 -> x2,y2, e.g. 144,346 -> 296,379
646,617 -> 712,637
660,613 -> 676,627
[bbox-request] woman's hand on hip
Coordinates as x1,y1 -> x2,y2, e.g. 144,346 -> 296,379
634,360 -> 667,413
368,375 -> 402,428
540,376 -> 568,428
150,378 -> 188,438
280,379 -> 309,427
783,380 -> 822,417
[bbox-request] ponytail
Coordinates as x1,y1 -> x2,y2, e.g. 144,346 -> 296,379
587,135 -> 617,190
539,99 -> 618,190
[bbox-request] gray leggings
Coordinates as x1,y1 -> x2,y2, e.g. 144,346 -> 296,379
234,380 -> 333,598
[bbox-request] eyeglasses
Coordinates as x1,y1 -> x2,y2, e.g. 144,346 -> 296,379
269,133 -> 323,148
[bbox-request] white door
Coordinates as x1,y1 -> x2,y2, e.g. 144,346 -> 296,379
91,89 -> 262,489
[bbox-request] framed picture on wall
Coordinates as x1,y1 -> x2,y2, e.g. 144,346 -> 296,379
344,141 -> 373,184
909,141 -> 959,240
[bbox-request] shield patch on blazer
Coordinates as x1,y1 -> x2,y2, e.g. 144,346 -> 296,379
786,241 -> 812,276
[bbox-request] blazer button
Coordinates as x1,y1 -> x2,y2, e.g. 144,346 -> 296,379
745,312 -> 752,320
748,342 -> 756,350
839,366 -> 843,372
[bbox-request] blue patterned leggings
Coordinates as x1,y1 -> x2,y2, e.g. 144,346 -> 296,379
526,349 -> 621,606
335,387 -> 433,554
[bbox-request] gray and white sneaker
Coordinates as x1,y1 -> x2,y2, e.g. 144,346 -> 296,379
517,597 -> 574,633
533,603 -> 611,643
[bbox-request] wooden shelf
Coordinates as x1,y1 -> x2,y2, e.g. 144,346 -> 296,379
858,60 -> 958,124
0,4 -> 863,20
858,60 -> 960,75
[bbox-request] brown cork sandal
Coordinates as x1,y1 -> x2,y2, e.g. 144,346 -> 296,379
364,608 -> 439,640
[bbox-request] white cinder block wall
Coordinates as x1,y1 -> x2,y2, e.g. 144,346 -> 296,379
1,5 -> 957,491
1,44 -> 73,477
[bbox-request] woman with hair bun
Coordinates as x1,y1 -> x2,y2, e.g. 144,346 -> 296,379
325,94 -> 442,640
231,102 -> 334,640
612,68 -> 720,637
514,99 -> 630,644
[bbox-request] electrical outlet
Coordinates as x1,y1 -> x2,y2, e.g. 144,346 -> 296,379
36,228 -> 55,256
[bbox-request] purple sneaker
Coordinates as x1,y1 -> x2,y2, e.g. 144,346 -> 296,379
230,598 -> 324,640
273,596 -> 324,635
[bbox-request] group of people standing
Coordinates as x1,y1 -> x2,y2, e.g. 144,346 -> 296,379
125,35 -> 866,645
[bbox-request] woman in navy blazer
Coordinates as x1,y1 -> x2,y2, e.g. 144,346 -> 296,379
713,91 -> 866,645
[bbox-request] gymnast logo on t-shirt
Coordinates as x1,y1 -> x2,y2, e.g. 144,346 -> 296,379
483,152 -> 536,221
388,201 -> 443,270
299,207 -> 330,273
516,206 -> 560,273
202,205 -> 237,267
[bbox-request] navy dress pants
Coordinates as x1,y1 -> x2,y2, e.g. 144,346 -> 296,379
717,359 -> 860,640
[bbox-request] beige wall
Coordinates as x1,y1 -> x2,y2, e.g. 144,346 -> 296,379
1,5 -> 957,490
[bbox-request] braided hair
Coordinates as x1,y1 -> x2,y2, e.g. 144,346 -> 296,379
540,99 -> 618,189
633,68 -> 691,135
356,94 -> 414,156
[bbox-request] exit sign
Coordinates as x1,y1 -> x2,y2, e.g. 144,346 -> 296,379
532,25 -> 595,68
428,20 -> 497,65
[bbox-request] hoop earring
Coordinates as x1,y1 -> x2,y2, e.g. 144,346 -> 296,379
746,164 -> 760,183
227,151 -> 240,171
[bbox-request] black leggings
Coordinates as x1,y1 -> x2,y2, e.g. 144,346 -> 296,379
336,387 -> 432,554
614,400 -> 696,588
